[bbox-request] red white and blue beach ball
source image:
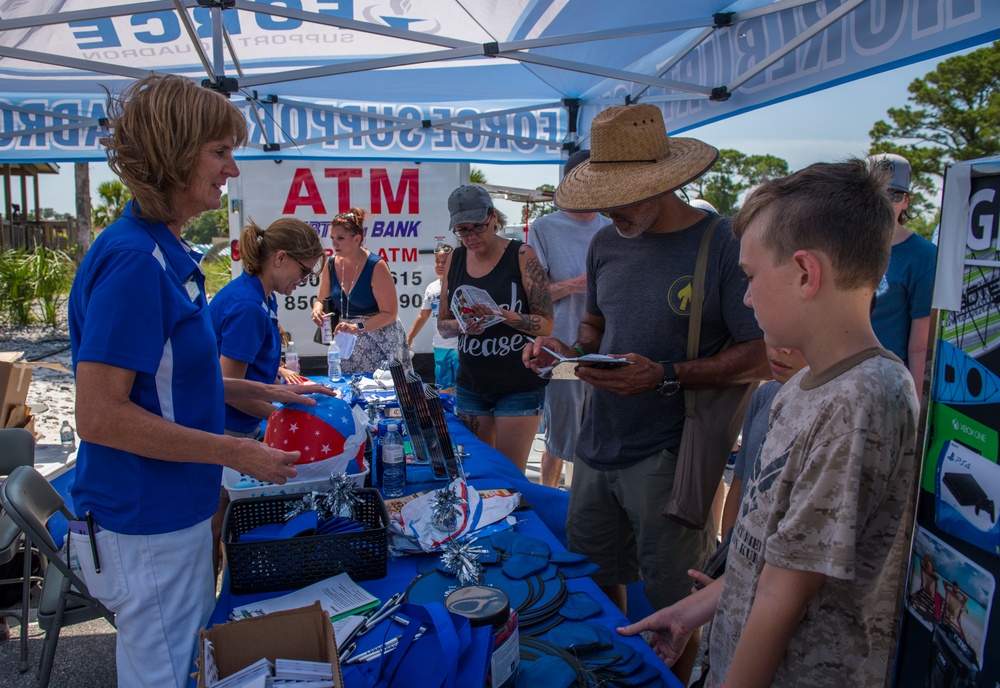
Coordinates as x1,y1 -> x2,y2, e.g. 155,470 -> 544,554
264,395 -> 364,469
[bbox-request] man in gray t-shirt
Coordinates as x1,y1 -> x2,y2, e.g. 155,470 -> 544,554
524,104 -> 767,684
529,149 -> 606,488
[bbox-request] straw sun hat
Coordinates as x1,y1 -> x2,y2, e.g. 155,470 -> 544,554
555,104 -> 719,212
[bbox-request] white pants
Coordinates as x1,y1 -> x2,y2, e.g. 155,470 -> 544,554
71,518 -> 216,687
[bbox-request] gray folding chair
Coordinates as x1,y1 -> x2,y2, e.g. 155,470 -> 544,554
0,427 -> 41,672
1,465 -> 115,688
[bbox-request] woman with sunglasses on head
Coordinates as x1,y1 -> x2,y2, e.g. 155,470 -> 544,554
208,218 -> 323,573
311,207 -> 411,373
438,185 -> 554,471
406,242 -> 459,391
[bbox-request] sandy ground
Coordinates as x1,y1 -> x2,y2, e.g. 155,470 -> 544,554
1,323 -> 75,447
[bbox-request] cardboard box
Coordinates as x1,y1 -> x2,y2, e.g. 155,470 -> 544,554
197,602 -> 343,688
0,351 -> 69,435
0,352 -> 33,429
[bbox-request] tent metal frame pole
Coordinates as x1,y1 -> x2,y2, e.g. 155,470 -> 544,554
498,18 -> 713,51
0,103 -> 95,124
0,46 -> 154,80
727,0 -> 867,92
0,0 -> 191,30
238,47 -> 485,88
233,0 -> 469,50
506,52 -> 711,95
172,0 -> 215,80
0,123 -> 94,142
211,6 -> 225,78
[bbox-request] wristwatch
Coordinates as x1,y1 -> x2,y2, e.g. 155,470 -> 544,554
657,361 -> 681,396
356,320 -> 366,331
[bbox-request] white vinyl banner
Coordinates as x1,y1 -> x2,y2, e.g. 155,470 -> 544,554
228,160 -> 464,357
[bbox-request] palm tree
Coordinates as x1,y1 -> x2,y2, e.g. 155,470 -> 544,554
91,180 -> 132,229
470,167 -> 488,184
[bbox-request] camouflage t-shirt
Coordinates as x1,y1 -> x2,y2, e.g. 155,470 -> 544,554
708,348 -> 917,688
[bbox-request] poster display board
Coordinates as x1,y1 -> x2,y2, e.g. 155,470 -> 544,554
893,160 -> 1000,687
228,160 -> 464,357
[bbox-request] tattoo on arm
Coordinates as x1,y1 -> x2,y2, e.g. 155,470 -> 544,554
520,249 -> 554,320
514,313 -> 542,332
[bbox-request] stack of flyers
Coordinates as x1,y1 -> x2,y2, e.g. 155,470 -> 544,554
450,285 -> 506,333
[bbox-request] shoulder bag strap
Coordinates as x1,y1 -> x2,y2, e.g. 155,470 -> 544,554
685,216 -> 723,416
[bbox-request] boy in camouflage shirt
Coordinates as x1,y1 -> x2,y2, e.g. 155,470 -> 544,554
620,159 -> 919,687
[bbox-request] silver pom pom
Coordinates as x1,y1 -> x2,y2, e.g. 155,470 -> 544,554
440,539 -> 488,586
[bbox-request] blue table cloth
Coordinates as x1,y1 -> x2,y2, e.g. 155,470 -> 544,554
204,412 -> 682,687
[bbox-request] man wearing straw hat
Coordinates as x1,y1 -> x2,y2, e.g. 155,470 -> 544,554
524,103 -> 768,680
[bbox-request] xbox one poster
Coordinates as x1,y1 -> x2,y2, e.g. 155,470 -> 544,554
894,161 -> 1000,687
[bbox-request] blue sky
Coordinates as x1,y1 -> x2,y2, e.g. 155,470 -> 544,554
30,49 -> 967,218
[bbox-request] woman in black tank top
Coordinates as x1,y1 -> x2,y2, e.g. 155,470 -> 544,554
438,185 -> 554,472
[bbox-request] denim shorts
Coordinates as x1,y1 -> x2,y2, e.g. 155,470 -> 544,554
456,386 -> 546,417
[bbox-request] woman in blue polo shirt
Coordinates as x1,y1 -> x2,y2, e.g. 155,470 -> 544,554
207,218 -> 323,574
210,218 -> 324,437
67,75 -> 331,688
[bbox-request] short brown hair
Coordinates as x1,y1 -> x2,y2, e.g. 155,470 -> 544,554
101,75 -> 248,225
238,218 -> 324,276
733,159 -> 895,290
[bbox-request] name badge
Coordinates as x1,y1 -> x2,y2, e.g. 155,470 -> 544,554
185,278 -> 201,302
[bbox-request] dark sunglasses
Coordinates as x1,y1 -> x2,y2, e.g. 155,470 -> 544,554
434,243 -> 454,254
294,257 -> 323,281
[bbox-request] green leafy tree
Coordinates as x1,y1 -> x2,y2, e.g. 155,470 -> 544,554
183,194 -> 230,244
470,167 -> 487,184
869,41 -> 1000,216
684,149 -> 790,216
91,180 -> 131,228
526,183 -> 557,221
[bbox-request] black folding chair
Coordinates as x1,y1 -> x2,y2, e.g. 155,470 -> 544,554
0,465 -> 115,687
0,427 -> 42,672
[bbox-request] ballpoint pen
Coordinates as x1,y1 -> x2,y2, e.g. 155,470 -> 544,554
357,600 -> 403,636
85,510 -> 101,574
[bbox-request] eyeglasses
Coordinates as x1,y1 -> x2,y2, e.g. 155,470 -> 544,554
434,243 -> 454,254
888,190 -> 908,203
294,257 -> 322,282
452,221 -> 491,238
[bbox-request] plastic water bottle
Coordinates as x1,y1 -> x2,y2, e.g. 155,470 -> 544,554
59,420 -> 75,450
327,339 -> 342,381
285,341 -> 300,374
381,423 -> 406,498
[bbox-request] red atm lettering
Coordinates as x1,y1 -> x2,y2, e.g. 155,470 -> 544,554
370,169 -> 419,214
282,167 -> 418,215
282,168 -> 327,214
378,248 -> 418,262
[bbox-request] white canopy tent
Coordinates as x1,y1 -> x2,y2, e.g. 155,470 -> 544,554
0,0 -> 998,164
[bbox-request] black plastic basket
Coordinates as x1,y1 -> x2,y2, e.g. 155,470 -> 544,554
222,488 -> 389,594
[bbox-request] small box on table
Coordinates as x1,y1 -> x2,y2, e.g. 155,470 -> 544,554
197,601 -> 343,688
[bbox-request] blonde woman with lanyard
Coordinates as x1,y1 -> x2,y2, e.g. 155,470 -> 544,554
311,207 -> 411,373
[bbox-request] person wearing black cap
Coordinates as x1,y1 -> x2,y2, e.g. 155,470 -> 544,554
867,153 -> 937,384
437,184 -> 553,472
527,149 -> 606,489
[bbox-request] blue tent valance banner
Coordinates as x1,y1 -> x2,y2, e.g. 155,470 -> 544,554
1,0 -> 998,163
